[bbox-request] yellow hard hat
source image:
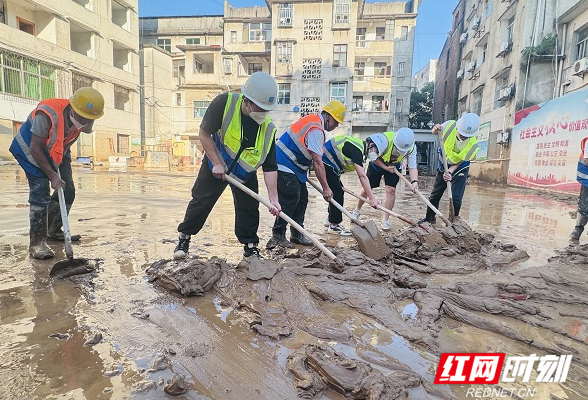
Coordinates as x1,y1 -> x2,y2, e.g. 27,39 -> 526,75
322,100 -> 346,123
69,87 -> 104,119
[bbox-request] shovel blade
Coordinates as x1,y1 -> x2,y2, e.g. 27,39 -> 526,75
351,221 -> 390,260
50,258 -> 95,278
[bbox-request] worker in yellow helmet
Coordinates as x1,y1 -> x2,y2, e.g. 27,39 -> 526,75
9,87 -> 105,259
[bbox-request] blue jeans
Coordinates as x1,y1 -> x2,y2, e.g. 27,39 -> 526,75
25,154 -> 75,207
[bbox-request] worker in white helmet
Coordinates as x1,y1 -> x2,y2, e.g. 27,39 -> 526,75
173,72 -> 282,259
351,127 -> 419,231
418,112 -> 480,224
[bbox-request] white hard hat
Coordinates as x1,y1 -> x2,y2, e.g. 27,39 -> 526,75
456,113 -> 480,137
369,133 -> 389,156
241,72 -> 278,111
393,127 -> 415,153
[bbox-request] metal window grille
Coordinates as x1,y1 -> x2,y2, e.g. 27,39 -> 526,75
333,0 -> 350,24
72,73 -> 93,94
114,85 -> 130,111
278,4 -> 293,27
0,50 -> 56,100
356,27 -> 366,47
277,42 -> 293,64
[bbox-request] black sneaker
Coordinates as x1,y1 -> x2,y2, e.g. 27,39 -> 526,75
173,238 -> 190,259
417,218 -> 436,225
243,244 -> 260,258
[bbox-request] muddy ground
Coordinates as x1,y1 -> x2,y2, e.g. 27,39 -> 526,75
0,165 -> 586,400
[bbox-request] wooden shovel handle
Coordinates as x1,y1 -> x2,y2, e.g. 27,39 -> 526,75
306,179 -> 363,228
393,169 -> 451,226
342,187 -> 420,227
225,175 -> 336,260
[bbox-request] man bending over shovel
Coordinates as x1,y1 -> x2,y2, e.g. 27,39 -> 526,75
352,128 -> 419,231
9,87 -> 105,259
321,135 -> 379,235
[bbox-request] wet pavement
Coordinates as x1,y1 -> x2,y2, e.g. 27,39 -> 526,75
0,165 -> 585,400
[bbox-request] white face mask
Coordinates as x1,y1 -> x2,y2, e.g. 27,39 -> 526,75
70,111 -> 86,130
249,111 -> 268,125
367,151 -> 378,162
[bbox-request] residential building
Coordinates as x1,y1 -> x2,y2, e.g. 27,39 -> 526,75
556,1 -> 588,97
412,59 -> 437,91
0,0 -> 140,162
139,0 -> 421,153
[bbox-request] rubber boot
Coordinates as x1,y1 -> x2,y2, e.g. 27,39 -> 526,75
290,228 -> 312,246
29,205 -> 54,260
570,213 -> 588,240
47,201 -> 81,241
266,229 -> 295,249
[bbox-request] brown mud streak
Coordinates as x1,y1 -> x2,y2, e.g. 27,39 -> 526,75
147,222 -> 588,398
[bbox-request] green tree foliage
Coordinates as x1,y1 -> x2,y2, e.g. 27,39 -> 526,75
409,81 -> 434,129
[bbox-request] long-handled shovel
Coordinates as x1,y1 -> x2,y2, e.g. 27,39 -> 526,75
341,187 -> 423,228
438,135 -> 455,222
393,170 -> 451,226
49,171 -> 93,277
225,175 -> 336,260
307,179 -> 389,260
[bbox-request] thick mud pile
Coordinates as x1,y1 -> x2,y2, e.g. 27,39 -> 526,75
147,222 -> 588,398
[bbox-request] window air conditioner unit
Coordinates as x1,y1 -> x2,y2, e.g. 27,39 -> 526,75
497,131 -> 510,144
573,58 -> 588,75
472,17 -> 481,31
460,33 -> 468,44
500,41 -> 511,53
467,61 -> 476,72
279,17 -> 292,25
499,86 -> 514,100
457,69 -> 464,80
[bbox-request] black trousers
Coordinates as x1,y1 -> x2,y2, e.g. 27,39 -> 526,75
177,157 -> 260,244
425,168 -> 469,221
325,166 -> 345,224
273,171 -> 308,233
25,153 -> 75,207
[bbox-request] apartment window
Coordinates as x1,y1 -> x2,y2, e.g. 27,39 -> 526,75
193,56 -> 202,73
0,2 -> 6,24
248,63 -> 262,75
223,57 -> 233,74
576,26 -> 588,60
302,58 -> 321,79
231,31 -> 237,43
494,74 -> 508,108
111,0 -> 129,30
300,97 -> 320,116
484,1 -> 492,21
73,0 -> 93,10
278,3 -> 293,27
176,93 -> 181,106
401,25 -> 408,41
186,38 -> 200,45
397,62 -> 405,77
395,98 -> 403,113
304,19 -> 323,40
374,62 -> 387,76
330,82 -> 346,104
157,38 -> 171,52
333,44 -> 347,67
333,0 -> 351,24
506,17 -> 514,42
277,41 -> 293,64
354,62 -> 365,80
113,43 -> 131,72
71,23 -> 95,58
372,95 -> 384,111
249,23 -> 271,42
114,85 -> 130,111
72,73 -> 93,93
477,43 -> 487,66
352,96 -> 363,111
385,20 -> 395,40
446,48 -> 451,67
18,17 -> 35,35
356,27 -> 366,47
376,27 -> 385,40
278,83 -> 291,105
0,51 -> 56,100
117,134 -> 130,153
472,89 -> 483,116
193,100 -> 210,118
